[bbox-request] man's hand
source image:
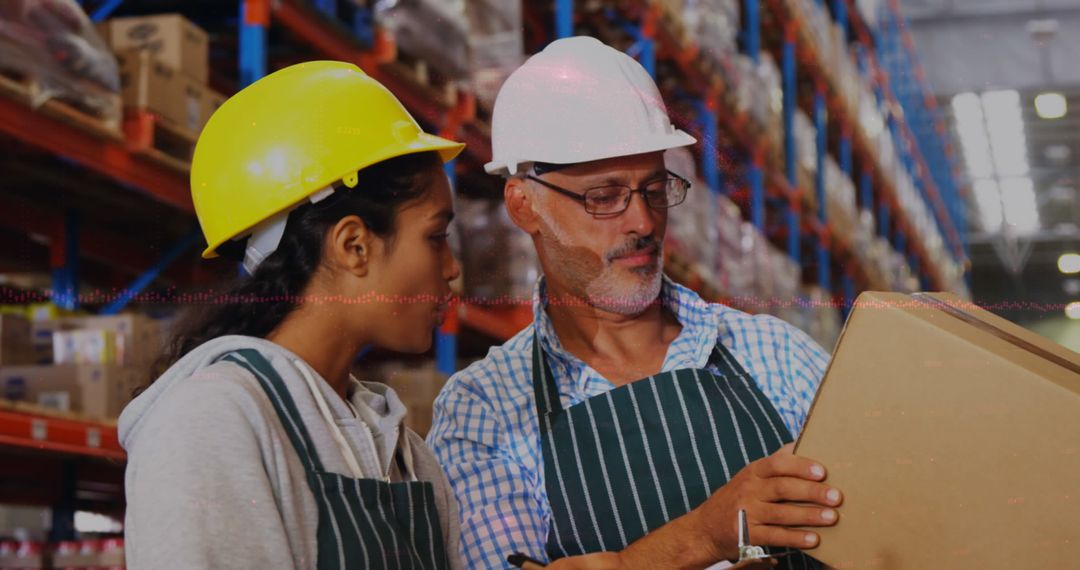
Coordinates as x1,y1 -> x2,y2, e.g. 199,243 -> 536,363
692,443 -> 843,561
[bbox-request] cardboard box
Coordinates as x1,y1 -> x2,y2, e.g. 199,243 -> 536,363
48,314 -> 165,366
53,329 -> 119,365
98,537 -> 125,567
201,88 -> 227,125
0,313 -> 33,365
116,49 -> 206,134
0,365 -> 141,419
795,292 -> 1080,569
97,14 -> 209,83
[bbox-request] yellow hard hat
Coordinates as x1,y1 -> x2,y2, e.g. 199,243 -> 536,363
191,60 -> 465,258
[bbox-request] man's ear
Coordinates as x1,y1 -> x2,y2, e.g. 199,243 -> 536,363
504,177 -> 542,235
326,215 -> 375,277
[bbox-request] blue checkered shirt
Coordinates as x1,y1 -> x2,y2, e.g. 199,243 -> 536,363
427,276 -> 829,569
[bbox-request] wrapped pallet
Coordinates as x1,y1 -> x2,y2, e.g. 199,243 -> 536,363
0,0 -> 120,125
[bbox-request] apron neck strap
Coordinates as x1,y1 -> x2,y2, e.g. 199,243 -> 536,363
220,349 -> 327,474
532,330 -> 564,420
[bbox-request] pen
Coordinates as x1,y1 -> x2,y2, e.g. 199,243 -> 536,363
507,552 -> 548,569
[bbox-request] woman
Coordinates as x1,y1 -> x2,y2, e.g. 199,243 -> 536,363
119,61 -> 465,569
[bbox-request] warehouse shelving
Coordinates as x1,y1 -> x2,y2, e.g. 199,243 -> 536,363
0,402 -> 123,462
0,0 -> 967,413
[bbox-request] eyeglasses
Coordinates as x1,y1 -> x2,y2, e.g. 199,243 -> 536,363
525,171 -> 691,216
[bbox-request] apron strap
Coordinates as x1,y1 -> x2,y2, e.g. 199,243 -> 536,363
532,331 -> 564,421
219,349 -> 327,474
706,341 -> 748,377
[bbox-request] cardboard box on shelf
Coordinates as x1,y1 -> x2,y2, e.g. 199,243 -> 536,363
201,88 -> 227,124
795,292 -> 1080,569
32,314 -> 165,367
97,13 -> 209,83
116,49 -> 207,134
98,537 -> 125,567
0,364 -> 141,419
53,329 -> 118,365
0,313 -> 34,366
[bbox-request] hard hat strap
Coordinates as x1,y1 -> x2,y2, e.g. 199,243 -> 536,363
240,185 -> 337,274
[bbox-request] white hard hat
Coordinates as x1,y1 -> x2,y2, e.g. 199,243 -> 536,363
485,36 -> 697,176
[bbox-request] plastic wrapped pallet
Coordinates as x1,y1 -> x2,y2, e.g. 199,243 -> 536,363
683,0 -> 740,65
804,285 -> 841,350
794,109 -> 817,205
713,194 -> 748,297
455,196 -> 539,302
375,0 -> 471,81
824,157 -> 857,244
465,0 -> 523,108
665,148 -> 719,284
759,54 -> 783,146
768,246 -> 801,312
0,0 -> 120,126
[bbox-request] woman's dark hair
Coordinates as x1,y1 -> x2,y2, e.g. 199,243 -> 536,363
151,151 -> 442,380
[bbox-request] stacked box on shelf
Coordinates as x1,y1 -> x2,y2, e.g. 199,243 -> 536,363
829,28 -> 861,120
0,313 -> 33,366
97,13 -> 224,136
0,539 -> 44,570
714,194 -> 753,299
734,53 -> 783,154
824,157 -> 858,244
0,0 -> 122,129
794,109 -> 817,209
766,246 -> 801,318
855,0 -> 883,27
4,313 -> 167,419
455,196 -> 539,303
791,0 -> 834,70
665,148 -> 719,285
803,285 -> 841,350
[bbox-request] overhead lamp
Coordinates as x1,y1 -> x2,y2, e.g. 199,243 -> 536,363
1066,301 -> 1080,320
1035,92 -> 1067,120
1058,253 -> 1080,275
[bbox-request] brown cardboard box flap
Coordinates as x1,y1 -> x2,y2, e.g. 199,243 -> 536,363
794,291 -> 1080,569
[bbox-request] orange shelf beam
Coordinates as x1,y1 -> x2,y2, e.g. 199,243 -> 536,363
0,404 -> 124,462
0,96 -> 192,214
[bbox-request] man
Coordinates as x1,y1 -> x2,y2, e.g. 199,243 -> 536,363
428,36 -> 841,569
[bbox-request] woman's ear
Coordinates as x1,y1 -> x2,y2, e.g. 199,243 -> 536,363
504,177 -> 542,235
327,215 -> 375,277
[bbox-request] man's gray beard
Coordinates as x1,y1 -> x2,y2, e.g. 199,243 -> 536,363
583,256 -> 664,316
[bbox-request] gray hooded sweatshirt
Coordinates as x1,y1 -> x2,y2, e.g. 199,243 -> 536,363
119,335 -> 463,569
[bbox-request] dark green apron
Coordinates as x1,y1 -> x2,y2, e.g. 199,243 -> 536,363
533,335 -> 820,569
221,349 -> 449,570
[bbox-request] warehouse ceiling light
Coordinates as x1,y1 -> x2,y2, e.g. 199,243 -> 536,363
1066,301 -> 1080,320
1034,92 -> 1067,120
982,90 -> 1029,178
952,93 -> 994,179
999,177 -> 1040,234
973,179 -> 1003,232
1059,253 -> 1080,275
953,90 -> 1038,236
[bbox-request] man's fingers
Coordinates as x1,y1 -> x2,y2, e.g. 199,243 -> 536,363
751,451 -> 827,481
760,477 -> 842,506
748,525 -> 822,551
756,502 -> 839,527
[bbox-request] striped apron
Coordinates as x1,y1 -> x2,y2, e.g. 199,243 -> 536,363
532,335 -> 820,569
222,349 -> 449,570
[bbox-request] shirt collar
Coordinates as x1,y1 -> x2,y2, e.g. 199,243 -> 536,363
532,274 -> 721,385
